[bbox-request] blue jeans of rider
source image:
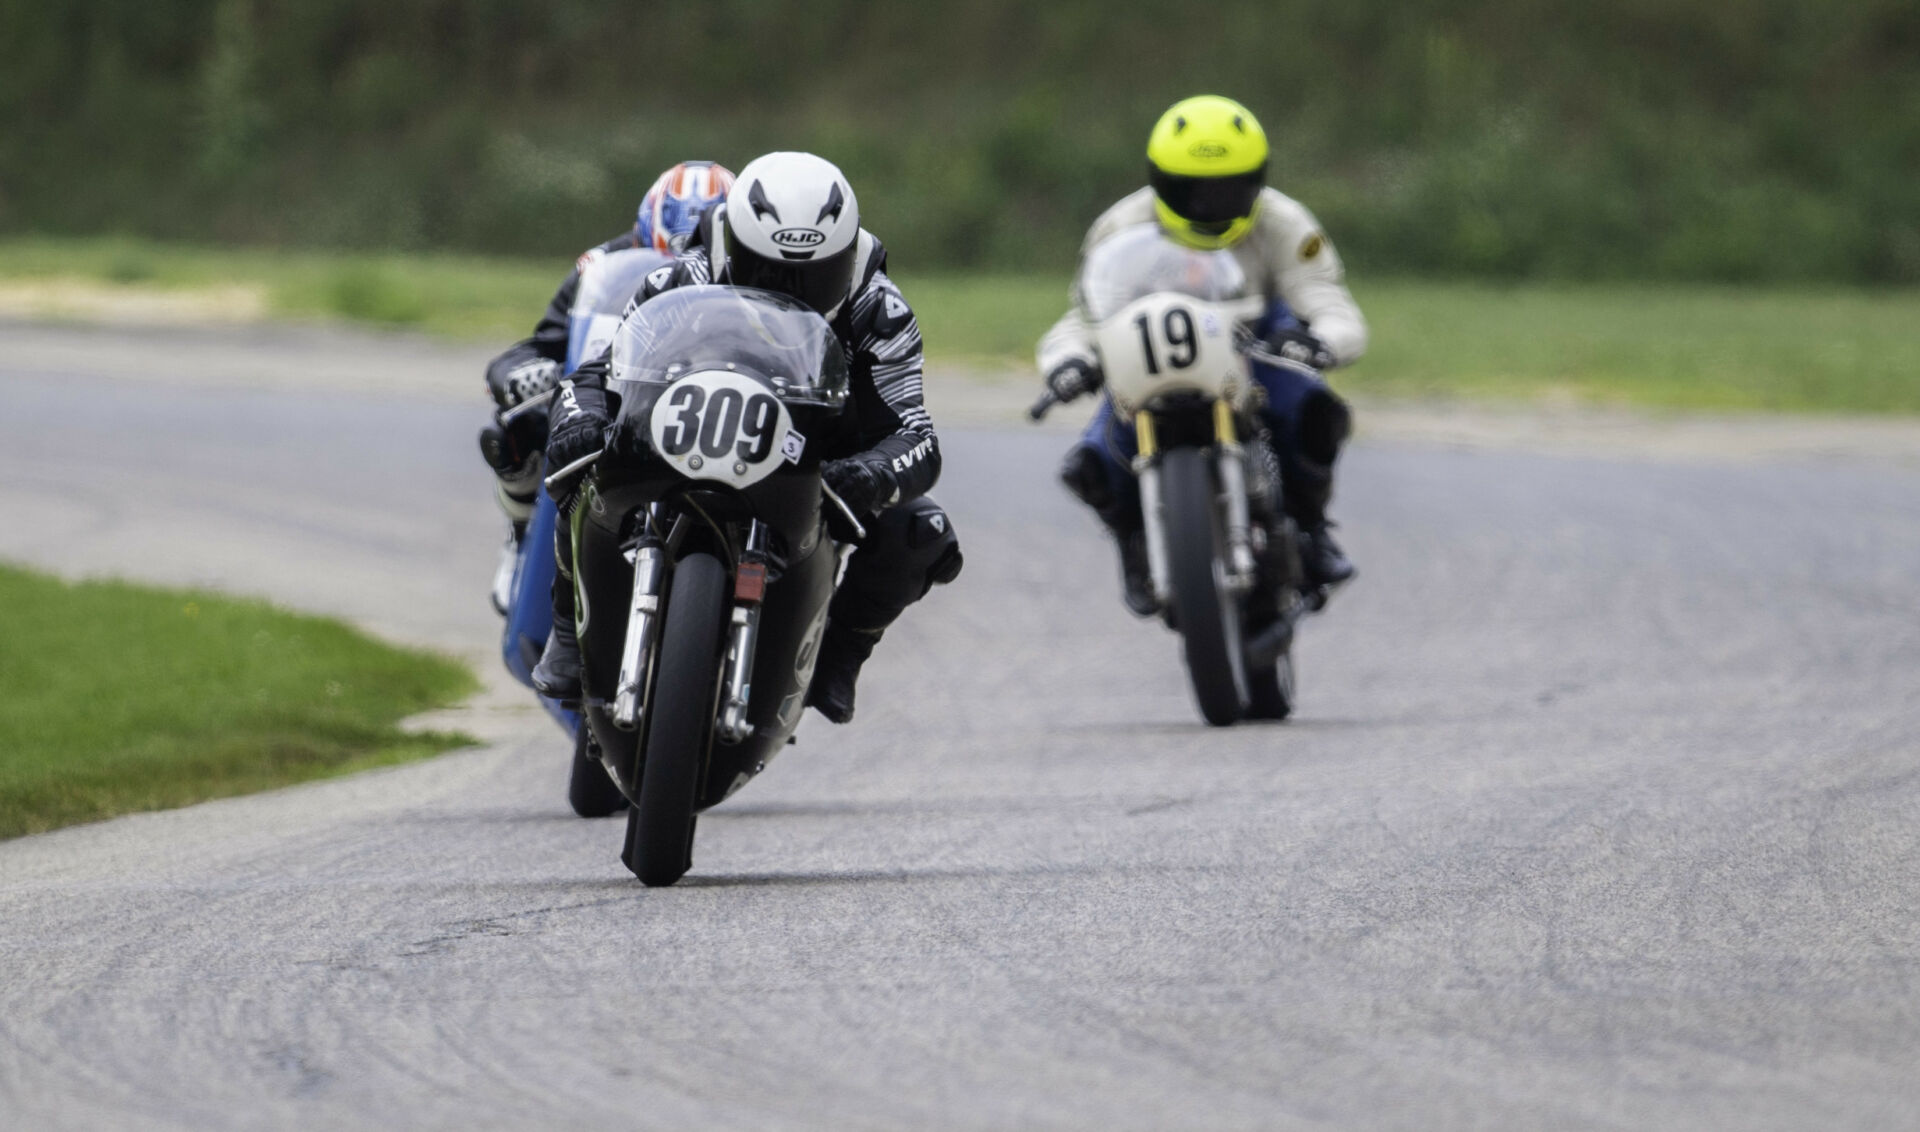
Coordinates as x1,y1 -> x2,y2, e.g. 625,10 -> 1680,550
1075,301 -> 1351,530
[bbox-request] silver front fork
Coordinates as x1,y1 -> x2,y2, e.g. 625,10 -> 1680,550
1217,447 -> 1258,593
1132,409 -> 1172,609
716,520 -> 770,744
1136,462 -> 1172,609
1210,399 -> 1257,592
611,539 -> 666,731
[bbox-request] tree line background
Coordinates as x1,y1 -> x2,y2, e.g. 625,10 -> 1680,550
3,0 -> 1917,282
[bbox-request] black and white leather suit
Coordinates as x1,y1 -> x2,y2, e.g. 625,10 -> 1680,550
551,226 -> 963,638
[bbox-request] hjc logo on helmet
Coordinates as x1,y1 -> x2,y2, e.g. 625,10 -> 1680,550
1188,141 -> 1229,158
771,228 -> 826,248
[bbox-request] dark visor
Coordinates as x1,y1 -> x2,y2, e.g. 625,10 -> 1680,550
724,230 -> 857,317
1149,164 -> 1266,226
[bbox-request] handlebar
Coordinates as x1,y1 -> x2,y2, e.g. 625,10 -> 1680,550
543,448 -> 602,491
1027,388 -> 1060,422
500,385 -> 558,425
1241,341 -> 1328,380
820,481 -> 869,541
545,446 -> 869,542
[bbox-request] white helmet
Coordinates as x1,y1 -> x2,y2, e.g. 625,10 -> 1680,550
721,151 -> 861,318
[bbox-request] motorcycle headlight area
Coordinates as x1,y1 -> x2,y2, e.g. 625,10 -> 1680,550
646,370 -> 809,488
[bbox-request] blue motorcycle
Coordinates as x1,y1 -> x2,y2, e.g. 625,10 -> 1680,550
497,248 -> 667,816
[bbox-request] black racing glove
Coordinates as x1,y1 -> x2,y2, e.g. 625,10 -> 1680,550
1265,327 -> 1338,371
478,409 -> 548,476
484,351 -> 561,413
544,381 -> 609,509
822,454 -> 898,519
1045,358 -> 1104,403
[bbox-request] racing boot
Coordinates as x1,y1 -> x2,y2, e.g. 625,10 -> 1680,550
531,615 -> 583,701
805,623 -> 883,724
1298,520 -> 1355,588
1115,529 -> 1157,617
1285,470 -> 1355,588
1283,460 -> 1355,587
480,422 -> 542,616
1060,443 -> 1156,617
488,524 -> 526,616
1282,387 -> 1356,588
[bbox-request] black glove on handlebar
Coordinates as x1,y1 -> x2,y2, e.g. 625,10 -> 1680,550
544,381 -> 610,509
822,454 -> 897,518
1045,358 -> 1104,403
479,409 -> 548,475
1265,328 -> 1337,371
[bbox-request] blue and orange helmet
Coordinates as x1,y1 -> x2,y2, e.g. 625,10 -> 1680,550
636,161 -> 736,253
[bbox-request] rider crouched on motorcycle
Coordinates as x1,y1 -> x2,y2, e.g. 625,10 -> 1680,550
477,161 -> 734,611
535,151 -> 964,724
1037,95 -> 1368,614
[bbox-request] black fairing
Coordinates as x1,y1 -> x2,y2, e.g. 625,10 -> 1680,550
574,375 -> 844,812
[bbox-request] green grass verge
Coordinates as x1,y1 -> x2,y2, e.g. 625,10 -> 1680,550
0,235 -> 557,338
1347,281 -> 1920,415
897,272 -> 1920,414
0,563 -> 478,839
5,237 -> 1920,413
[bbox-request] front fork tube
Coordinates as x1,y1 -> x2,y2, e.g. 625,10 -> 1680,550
716,520 -> 770,745
1212,399 -> 1258,593
1132,411 -> 1172,610
611,535 -> 667,731
1131,404 -> 1259,605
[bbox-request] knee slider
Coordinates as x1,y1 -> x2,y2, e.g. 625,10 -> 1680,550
859,498 -> 960,579
479,413 -> 549,474
1059,443 -> 1115,513
495,478 -> 537,524
910,505 -> 963,588
1297,388 -> 1352,466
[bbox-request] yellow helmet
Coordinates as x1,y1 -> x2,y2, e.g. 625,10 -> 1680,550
1146,95 -> 1269,249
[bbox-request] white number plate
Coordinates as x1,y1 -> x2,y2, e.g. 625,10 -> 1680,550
648,370 -> 797,488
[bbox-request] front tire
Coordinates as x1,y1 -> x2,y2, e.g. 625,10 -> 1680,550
567,724 -> 627,817
623,552 -> 728,886
1160,447 -> 1247,726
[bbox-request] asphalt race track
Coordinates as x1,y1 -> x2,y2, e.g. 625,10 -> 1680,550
2,322 -> 1918,1129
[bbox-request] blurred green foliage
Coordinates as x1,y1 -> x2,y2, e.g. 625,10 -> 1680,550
2,0 -> 1917,281
326,263 -> 429,324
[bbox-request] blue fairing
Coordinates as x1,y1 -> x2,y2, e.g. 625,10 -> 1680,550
500,246 -> 662,738
564,317 -> 600,380
500,488 -> 578,736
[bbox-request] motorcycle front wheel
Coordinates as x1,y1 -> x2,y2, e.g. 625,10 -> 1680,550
622,551 -> 728,886
1160,447 -> 1248,726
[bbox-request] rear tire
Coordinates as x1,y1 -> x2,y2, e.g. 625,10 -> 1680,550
1160,447 -> 1247,726
567,724 -> 627,817
623,552 -> 728,886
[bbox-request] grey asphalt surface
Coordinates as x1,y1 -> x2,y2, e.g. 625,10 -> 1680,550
2,321 -> 1918,1129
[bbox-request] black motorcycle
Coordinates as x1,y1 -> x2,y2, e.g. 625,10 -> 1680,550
550,286 -> 859,886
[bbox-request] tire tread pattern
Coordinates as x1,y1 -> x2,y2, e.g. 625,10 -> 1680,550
625,552 -> 728,885
1161,448 -> 1246,726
